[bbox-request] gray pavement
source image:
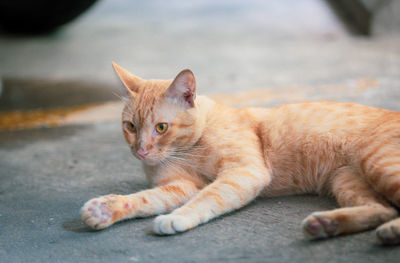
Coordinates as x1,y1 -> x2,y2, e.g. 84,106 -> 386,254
1,0 -> 400,262
1,123 -> 400,263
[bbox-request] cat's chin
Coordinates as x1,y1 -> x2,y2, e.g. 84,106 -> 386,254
140,158 -> 161,166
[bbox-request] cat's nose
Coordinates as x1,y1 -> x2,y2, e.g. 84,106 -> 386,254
137,148 -> 149,159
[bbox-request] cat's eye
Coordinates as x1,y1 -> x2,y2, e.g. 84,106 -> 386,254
155,123 -> 168,134
124,121 -> 136,133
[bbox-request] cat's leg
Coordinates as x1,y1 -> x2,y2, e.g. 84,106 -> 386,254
359,138 -> 400,207
153,160 -> 271,235
367,156 -> 400,244
81,178 -> 201,230
359,145 -> 400,244
302,166 -> 398,239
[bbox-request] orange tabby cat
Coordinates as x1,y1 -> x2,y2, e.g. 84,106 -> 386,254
81,62 -> 400,245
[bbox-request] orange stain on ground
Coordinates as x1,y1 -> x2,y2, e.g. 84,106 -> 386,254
0,102 -> 123,131
0,105 -> 94,131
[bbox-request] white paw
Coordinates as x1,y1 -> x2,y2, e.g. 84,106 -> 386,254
81,195 -> 116,230
376,222 -> 400,245
301,212 -> 339,239
153,214 -> 194,235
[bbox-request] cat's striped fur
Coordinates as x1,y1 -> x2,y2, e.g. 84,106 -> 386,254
81,63 -> 400,244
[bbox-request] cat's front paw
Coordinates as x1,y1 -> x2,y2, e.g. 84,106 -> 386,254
81,195 -> 125,230
153,214 -> 195,235
301,212 -> 339,239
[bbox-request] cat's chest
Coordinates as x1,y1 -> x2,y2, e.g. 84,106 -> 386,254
188,152 -> 218,181
190,127 -> 260,181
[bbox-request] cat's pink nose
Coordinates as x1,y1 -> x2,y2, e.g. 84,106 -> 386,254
137,148 -> 149,159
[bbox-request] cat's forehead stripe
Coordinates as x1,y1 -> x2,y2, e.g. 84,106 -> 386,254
132,79 -> 173,126
134,84 -> 158,125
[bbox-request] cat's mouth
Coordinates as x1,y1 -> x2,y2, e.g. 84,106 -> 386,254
134,153 -> 163,166
130,149 -> 152,164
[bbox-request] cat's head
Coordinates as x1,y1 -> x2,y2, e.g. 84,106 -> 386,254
112,62 -> 199,166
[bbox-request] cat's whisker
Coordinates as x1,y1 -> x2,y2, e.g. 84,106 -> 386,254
113,91 -> 132,106
171,151 -> 205,157
167,156 -> 198,170
114,91 -> 136,117
168,156 -> 187,162
122,106 -> 135,117
112,91 -> 126,101
174,145 -> 208,151
169,150 -> 206,159
160,157 -> 187,175
171,146 -> 208,156
122,110 -> 134,119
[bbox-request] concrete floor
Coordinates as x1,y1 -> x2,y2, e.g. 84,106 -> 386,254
1,0 -> 400,262
2,123 -> 400,263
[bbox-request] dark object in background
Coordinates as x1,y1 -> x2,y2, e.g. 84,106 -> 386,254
327,0 -> 372,35
0,0 -> 98,34
327,0 -> 399,36
0,78 -> 118,111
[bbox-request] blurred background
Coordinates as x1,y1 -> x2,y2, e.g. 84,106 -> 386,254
0,0 -> 399,128
1,1 -> 400,262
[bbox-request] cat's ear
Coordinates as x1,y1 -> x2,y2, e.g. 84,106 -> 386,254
165,69 -> 196,108
112,62 -> 144,94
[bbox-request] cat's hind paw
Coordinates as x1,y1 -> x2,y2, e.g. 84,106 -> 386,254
81,195 -> 121,230
376,220 -> 400,245
153,214 -> 194,235
301,212 -> 339,239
